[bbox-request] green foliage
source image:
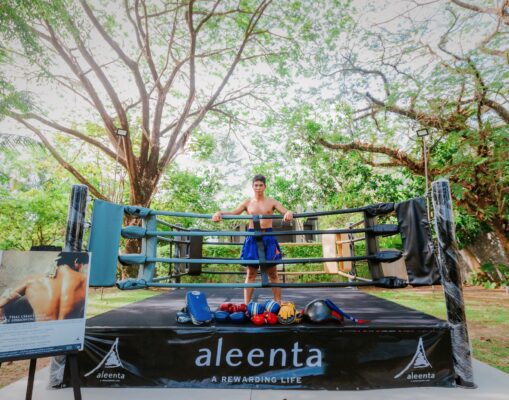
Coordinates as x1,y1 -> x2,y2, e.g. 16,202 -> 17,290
152,166 -> 222,229
468,263 -> 509,288
0,146 -> 71,250
269,0 -> 509,254
280,244 -> 322,258
203,244 -> 241,259
189,131 -> 216,161
251,123 -> 422,220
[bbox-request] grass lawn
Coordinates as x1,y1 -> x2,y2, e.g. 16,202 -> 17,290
86,288 -> 159,317
366,286 -> 509,374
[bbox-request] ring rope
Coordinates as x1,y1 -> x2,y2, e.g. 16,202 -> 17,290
117,277 -> 406,290
121,225 -> 398,239
126,205 -> 375,219
119,251 -> 401,266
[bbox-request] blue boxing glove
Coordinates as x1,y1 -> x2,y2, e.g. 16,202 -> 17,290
214,310 -> 230,323
247,302 -> 264,317
176,311 -> 191,324
264,300 -> 281,315
230,312 -> 247,324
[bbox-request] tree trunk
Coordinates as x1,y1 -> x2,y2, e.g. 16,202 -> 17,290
464,227 -> 509,283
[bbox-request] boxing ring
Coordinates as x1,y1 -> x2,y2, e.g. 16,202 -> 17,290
60,180 -> 474,390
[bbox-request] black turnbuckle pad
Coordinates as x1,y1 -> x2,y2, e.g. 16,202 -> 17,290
373,250 -> 402,263
375,276 -> 408,289
372,224 -> 399,236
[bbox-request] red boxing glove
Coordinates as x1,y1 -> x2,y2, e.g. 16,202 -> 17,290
265,312 -> 278,325
238,304 -> 247,313
219,303 -> 232,312
251,314 -> 266,326
228,304 -> 238,313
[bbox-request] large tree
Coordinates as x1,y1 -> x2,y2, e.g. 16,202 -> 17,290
0,0 -> 284,207
291,0 -> 508,262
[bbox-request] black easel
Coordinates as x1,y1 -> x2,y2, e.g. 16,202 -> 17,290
1,350 -> 82,400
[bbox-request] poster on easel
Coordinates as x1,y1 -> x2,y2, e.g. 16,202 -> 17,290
0,251 -> 90,361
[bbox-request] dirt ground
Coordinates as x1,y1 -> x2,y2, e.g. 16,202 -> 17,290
0,357 -> 51,388
0,286 -> 507,388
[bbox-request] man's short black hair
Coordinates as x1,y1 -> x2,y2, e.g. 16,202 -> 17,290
252,174 -> 266,185
55,252 -> 89,267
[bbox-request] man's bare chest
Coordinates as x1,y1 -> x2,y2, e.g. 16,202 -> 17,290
246,200 -> 274,215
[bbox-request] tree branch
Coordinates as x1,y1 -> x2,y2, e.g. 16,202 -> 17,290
483,97 -> 509,123
317,137 -> 423,174
79,0 -> 149,169
41,21 -> 119,145
10,112 -> 126,167
65,17 -> 129,130
365,92 -> 467,132
160,0 -> 273,167
450,0 -> 509,25
13,117 -> 108,200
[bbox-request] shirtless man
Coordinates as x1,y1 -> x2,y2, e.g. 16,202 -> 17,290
212,175 -> 293,304
0,252 -> 87,323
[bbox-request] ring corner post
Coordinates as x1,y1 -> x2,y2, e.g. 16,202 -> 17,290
49,184 -> 88,392
431,179 -> 475,388
64,184 -> 89,252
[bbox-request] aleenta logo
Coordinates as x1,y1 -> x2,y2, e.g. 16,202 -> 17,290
394,337 -> 433,379
84,337 -> 124,378
195,337 -> 322,368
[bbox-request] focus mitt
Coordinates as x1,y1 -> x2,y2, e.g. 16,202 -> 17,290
278,302 -> 297,325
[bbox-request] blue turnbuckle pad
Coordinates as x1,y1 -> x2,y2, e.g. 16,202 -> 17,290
124,205 -> 152,217
121,226 -> 148,239
116,278 -> 148,290
118,254 -> 147,265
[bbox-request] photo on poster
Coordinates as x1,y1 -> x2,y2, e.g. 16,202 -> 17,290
0,251 -> 90,361
0,251 -> 89,323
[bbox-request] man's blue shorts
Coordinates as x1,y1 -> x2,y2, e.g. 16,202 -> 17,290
241,228 -> 282,266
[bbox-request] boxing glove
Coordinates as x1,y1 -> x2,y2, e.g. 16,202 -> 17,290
264,300 -> 281,315
247,302 -> 264,317
265,312 -> 278,325
251,314 -> 266,326
230,311 -> 246,324
219,303 -> 232,312
214,310 -> 230,323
